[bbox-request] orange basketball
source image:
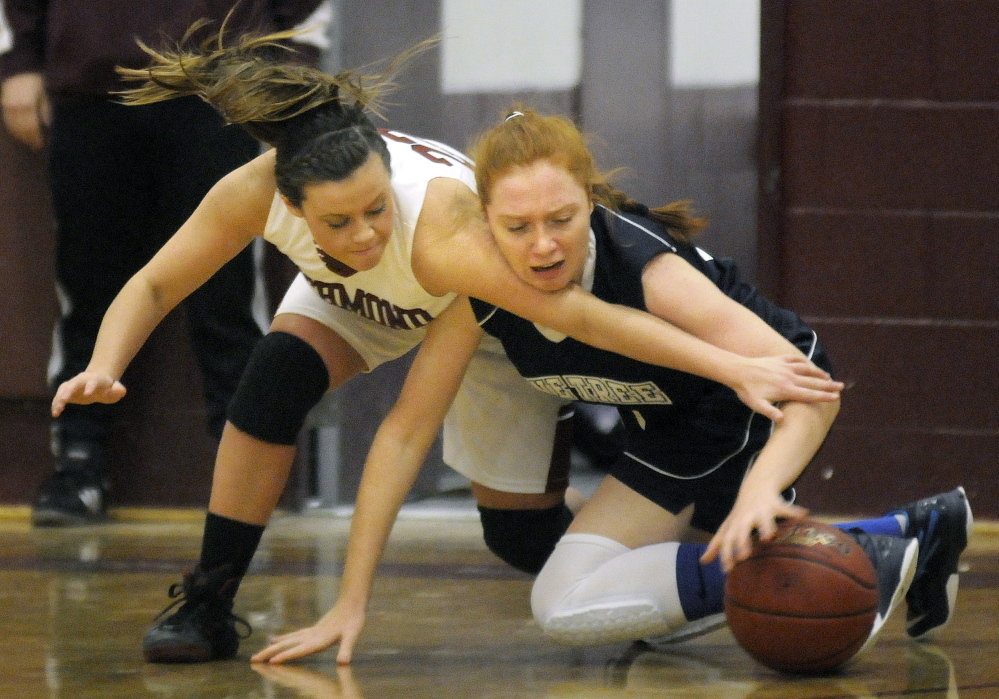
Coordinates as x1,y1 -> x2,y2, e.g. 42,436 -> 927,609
724,519 -> 878,674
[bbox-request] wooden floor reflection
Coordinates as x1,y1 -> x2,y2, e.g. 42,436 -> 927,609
1,509 -> 996,698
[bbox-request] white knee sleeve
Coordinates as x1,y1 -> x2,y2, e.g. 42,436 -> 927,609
531,533 -> 688,646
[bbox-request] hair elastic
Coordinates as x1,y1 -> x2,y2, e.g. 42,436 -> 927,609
505,110 -> 525,121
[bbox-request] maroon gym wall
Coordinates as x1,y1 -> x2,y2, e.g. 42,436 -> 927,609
759,0 -> 998,517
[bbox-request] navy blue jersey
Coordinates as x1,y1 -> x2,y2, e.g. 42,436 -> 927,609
471,205 -> 830,490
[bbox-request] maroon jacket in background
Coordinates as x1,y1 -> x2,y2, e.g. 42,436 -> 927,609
0,0 -> 325,100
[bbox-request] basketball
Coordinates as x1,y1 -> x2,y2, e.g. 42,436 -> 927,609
724,519 -> 878,674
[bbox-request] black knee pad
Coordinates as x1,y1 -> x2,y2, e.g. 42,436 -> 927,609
478,504 -> 574,574
226,331 -> 330,445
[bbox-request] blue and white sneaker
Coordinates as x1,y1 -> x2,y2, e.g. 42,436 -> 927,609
853,532 -> 919,653
887,487 -> 973,640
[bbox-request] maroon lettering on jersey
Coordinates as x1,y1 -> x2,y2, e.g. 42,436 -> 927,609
380,129 -> 474,169
307,278 -> 434,329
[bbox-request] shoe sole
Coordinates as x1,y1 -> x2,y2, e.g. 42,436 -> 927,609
908,486 -> 974,640
859,537 -> 919,655
544,601 -> 665,646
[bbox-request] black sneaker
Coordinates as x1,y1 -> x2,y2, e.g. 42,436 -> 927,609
887,487 -> 973,640
143,566 -> 250,663
32,441 -> 109,526
852,532 -> 919,654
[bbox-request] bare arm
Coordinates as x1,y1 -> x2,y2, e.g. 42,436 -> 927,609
412,179 -> 841,421
639,252 -> 841,569
50,152 -> 275,416
251,298 -> 484,664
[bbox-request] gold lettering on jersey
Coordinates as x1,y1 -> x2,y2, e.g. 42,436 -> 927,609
307,279 -> 434,329
528,375 -> 672,405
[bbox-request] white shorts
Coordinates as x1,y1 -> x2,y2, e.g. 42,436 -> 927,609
275,274 -> 569,494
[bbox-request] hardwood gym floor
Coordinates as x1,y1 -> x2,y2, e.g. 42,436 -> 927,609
0,502 -> 996,699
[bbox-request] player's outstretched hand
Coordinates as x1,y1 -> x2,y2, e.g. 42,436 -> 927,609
701,491 -> 809,573
252,603 -> 365,665
51,372 -> 127,416
732,354 -> 843,422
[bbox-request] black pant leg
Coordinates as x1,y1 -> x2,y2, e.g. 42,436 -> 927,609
139,98 -> 264,440
47,99 -> 153,444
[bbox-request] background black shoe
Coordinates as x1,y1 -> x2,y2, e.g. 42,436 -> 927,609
31,441 -> 109,526
143,566 -> 250,663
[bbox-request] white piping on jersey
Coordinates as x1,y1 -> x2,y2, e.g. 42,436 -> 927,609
602,206 -> 716,267
599,204 -> 678,252
476,304 -> 499,327
802,329 -> 818,360
622,406 -> 759,480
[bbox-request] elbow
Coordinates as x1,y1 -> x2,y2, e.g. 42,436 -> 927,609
128,270 -> 171,315
823,396 -> 841,423
809,396 -> 840,436
780,395 -> 840,434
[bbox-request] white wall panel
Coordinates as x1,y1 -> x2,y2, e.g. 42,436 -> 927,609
670,0 -> 759,87
441,0 -> 582,93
